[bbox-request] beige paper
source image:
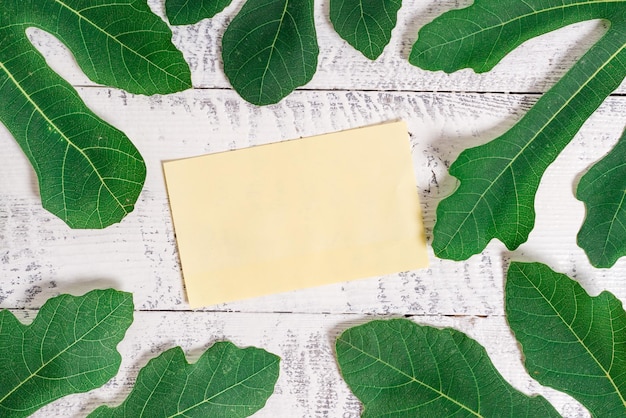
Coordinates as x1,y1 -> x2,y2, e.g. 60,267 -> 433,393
164,121 -> 428,308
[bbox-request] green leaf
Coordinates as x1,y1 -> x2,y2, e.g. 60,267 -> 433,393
336,318 -> 559,417
166,0 -> 234,25
409,1 -> 626,260
0,289 -> 134,417
90,341 -> 279,417
576,129 -> 626,268
330,0 -> 402,60
221,0 -> 319,105
506,262 -> 626,416
17,0 -> 192,95
409,2 -> 620,74
1,0 -> 192,228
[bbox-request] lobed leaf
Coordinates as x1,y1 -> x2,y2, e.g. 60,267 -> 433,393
409,0 -> 626,260
222,0 -> 319,105
577,129 -> 626,268
90,341 -> 280,417
0,289 -> 134,417
166,0 -> 234,26
506,262 -> 626,416
336,318 -> 559,417
0,0 -> 192,228
330,0 -> 402,60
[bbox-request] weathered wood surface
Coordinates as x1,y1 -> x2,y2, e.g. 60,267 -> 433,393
2,89 -> 625,313
2,1 -> 626,416
2,86 -> 621,417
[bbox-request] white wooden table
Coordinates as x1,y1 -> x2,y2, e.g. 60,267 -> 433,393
2,1 -> 624,416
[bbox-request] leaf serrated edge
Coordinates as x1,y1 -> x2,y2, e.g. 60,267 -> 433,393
336,320 -> 483,417
506,262 -> 626,409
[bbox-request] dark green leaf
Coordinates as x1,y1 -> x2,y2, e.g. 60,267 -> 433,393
336,318 -> 559,417
1,0 -> 192,228
330,0 -> 401,60
577,129 -> 626,268
222,0 -> 319,105
409,2 -> 620,74
409,0 -> 626,260
90,341 -> 280,417
166,0 -> 234,25
20,0 -> 192,95
0,289 -> 133,417
506,262 -> 626,416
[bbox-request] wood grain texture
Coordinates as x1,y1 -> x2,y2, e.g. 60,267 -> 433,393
2,88 -> 625,318
3,1 -> 626,416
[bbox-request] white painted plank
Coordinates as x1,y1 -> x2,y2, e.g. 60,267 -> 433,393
17,311 -> 585,417
25,1 -> 622,95
1,88 -> 625,316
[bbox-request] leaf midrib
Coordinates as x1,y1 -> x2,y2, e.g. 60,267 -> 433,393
357,0 -> 373,55
338,338 -> 483,417
415,0 -> 624,63
520,269 -> 626,408
438,29 -> 626,255
0,60 -> 130,226
170,356 -> 278,417
258,0 -> 290,103
0,296 -> 128,406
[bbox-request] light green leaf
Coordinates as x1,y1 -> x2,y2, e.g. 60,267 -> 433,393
330,0 -> 402,60
90,341 -> 280,417
1,0 -> 192,228
166,0 -> 234,25
336,318 -> 559,417
409,1 -> 626,260
221,0 -> 319,105
506,262 -> 626,416
0,289 -> 134,417
576,129 -> 626,268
